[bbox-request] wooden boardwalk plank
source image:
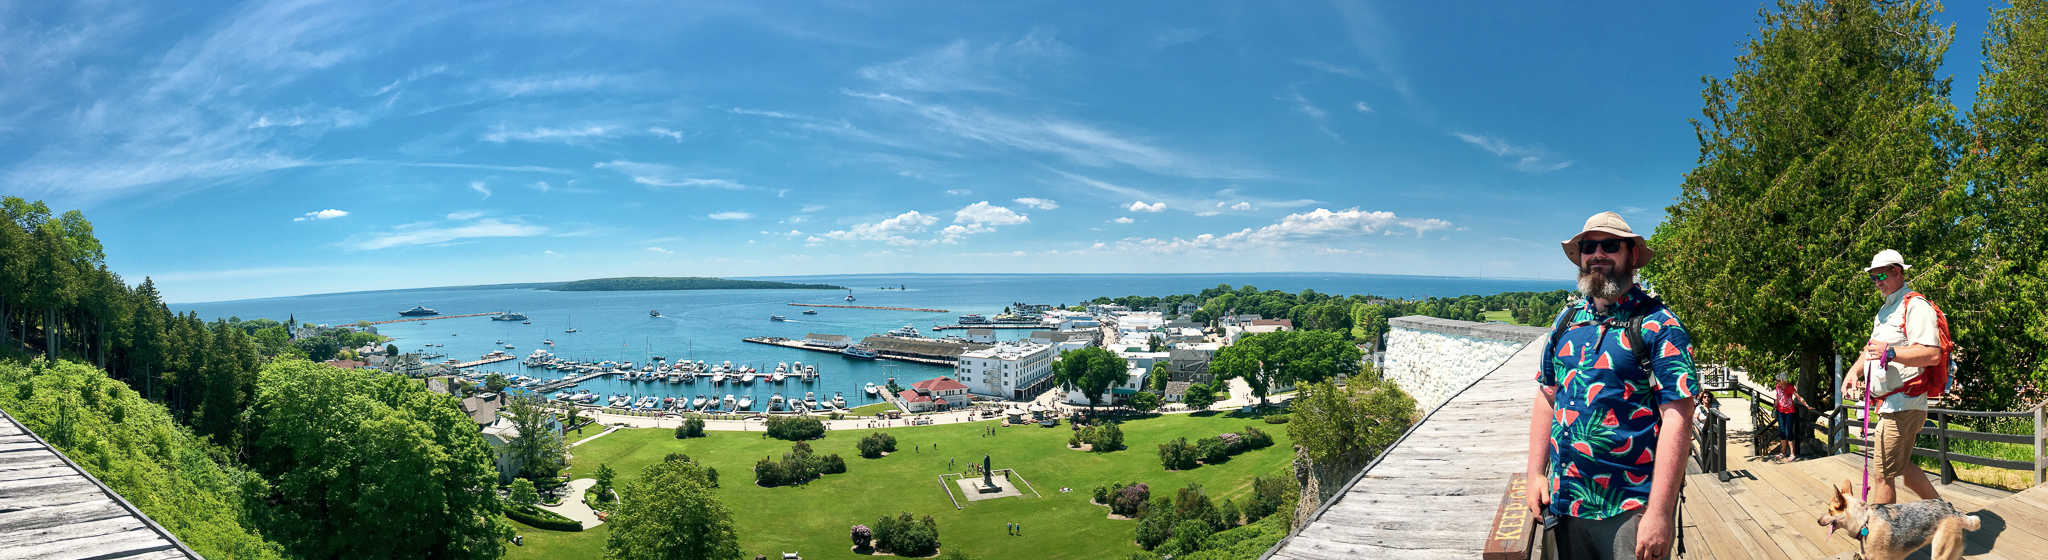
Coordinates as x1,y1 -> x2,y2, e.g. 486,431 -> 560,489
0,410 -> 197,560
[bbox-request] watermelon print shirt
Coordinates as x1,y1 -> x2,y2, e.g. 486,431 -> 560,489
1536,285 -> 1700,521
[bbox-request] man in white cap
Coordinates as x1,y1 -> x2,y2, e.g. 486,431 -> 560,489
1842,249 -> 1943,505
1525,211 -> 1699,560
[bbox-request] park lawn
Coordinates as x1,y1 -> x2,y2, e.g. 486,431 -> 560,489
845,402 -> 899,417
1481,310 -> 1521,325
516,412 -> 1295,560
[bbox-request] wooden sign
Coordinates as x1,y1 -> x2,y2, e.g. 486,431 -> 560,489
1483,472 -> 1539,560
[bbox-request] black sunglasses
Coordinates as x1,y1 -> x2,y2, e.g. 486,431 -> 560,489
1578,238 -> 1632,255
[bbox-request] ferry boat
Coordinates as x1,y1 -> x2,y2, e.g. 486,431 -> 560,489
958,314 -> 988,324
886,325 -> 920,338
841,346 -> 878,360
801,309 -> 818,315
399,305 -> 440,317
769,315 -> 787,322
491,311 -> 528,321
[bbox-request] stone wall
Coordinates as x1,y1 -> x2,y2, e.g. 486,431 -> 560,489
1382,315 -> 1548,412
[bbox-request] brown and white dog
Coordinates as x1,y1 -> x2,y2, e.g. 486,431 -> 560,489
1816,478 -> 1981,560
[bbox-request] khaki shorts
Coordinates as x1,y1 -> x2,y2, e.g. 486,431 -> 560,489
1875,409 -> 1928,479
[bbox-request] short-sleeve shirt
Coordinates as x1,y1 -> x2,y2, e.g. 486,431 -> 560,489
1536,285 -> 1699,520
1867,285 -> 1940,413
1775,383 -> 1796,414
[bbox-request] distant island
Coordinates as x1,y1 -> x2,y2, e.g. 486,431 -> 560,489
546,277 -> 845,291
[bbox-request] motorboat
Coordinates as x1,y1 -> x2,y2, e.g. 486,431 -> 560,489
844,291 -> 855,302
886,325 -> 920,338
692,395 -> 707,409
721,394 -> 737,411
740,370 -> 757,384
864,382 -> 879,396
711,371 -> 726,384
832,392 -> 847,408
650,309 -> 662,318
663,397 -> 675,408
803,392 -> 819,411
769,394 -> 786,411
841,346 -> 878,360
801,309 -> 818,315
737,395 -> 754,411
492,312 -> 528,321
770,370 -> 787,383
769,315 -> 787,322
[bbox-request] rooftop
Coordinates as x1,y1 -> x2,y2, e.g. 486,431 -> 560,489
959,340 -> 1051,361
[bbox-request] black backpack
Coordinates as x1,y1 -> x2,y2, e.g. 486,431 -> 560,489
1541,296 -> 1662,380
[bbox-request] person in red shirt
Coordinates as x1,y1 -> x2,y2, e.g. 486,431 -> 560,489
1771,373 -> 1813,463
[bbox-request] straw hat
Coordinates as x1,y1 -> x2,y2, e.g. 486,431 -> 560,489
1561,211 -> 1655,266
1864,249 -> 1911,273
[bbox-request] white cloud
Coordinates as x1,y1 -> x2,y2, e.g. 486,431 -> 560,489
1128,201 -> 1166,213
820,211 -> 939,245
953,201 -> 1029,226
856,30 -> 1071,94
1151,28 -> 1209,49
484,73 -> 637,97
648,127 -> 684,142
1230,201 -> 1253,211
544,249 -> 558,256
292,208 -> 349,222
445,210 -> 484,220
1279,87 -> 1339,141
593,161 -> 751,190
799,204 -> 827,213
1013,197 -> 1059,210
469,181 -> 492,198
1354,101 -> 1373,113
1453,132 -> 1573,173
646,247 -> 673,254
1052,170 -> 1314,215
1113,216 -> 1134,224
1110,207 -> 1451,254
531,181 -> 552,193
1294,59 -> 1367,79
945,188 -> 971,196
708,211 -> 754,221
482,124 -> 617,143
728,107 -> 798,119
843,91 -> 1269,181
346,218 -> 546,251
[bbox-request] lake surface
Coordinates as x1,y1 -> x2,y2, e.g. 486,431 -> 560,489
175,273 -> 1567,406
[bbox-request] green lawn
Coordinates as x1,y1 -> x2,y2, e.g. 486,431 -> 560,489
1481,310 -> 1519,324
512,412 -> 1294,560
844,402 -> 899,417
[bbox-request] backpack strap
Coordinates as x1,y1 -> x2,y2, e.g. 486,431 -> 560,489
1542,305 -> 1578,382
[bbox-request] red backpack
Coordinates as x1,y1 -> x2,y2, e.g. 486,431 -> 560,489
1887,291 -> 1956,399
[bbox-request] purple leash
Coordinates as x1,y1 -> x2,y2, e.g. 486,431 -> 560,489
1860,361 -> 1875,503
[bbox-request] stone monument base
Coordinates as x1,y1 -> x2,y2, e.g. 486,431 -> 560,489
953,475 -> 1021,501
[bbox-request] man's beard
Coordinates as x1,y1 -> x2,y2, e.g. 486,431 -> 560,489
1578,259 -> 1634,301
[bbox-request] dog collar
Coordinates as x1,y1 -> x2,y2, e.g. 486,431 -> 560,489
1858,527 -> 1868,539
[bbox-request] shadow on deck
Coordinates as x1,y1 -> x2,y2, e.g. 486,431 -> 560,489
1679,453 -> 2048,559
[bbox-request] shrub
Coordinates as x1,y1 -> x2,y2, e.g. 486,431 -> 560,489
505,504 -> 584,532
1218,499 -> 1241,530
1162,518 -> 1215,557
676,417 -> 706,438
1157,437 -> 1198,470
1196,437 -> 1230,464
1112,483 -> 1150,517
755,442 -> 844,486
1262,414 -> 1290,424
1246,475 -> 1293,521
1239,425 -> 1273,449
850,524 -> 873,550
1069,432 -> 1084,448
873,512 -> 941,557
858,432 -> 897,458
508,478 -> 539,507
819,453 -> 847,474
765,415 -> 826,440
1287,379 -> 1417,468
1128,391 -> 1162,411
1173,484 -> 1223,532
1093,484 -> 1112,505
1090,423 -> 1125,452
1134,496 -> 1177,550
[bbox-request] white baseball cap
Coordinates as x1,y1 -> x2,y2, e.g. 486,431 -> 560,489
1865,249 -> 1911,273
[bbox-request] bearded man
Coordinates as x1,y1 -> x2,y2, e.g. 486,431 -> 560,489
1523,211 -> 1701,560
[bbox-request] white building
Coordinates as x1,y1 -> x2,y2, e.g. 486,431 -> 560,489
953,341 -> 1056,400
1065,363 -> 1149,406
961,328 -> 997,344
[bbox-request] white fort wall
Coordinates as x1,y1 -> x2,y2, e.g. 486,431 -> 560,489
1382,315 -> 1549,411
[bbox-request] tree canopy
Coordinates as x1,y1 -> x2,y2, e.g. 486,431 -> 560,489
1212,330 -> 1361,406
605,455 -> 741,560
1053,346 -> 1127,409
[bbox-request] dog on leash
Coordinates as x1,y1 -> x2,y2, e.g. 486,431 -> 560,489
1815,478 -> 1980,560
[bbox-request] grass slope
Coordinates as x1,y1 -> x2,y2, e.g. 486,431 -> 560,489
511,412 -> 1293,560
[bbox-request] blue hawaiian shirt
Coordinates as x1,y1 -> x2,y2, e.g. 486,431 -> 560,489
1535,285 -> 1699,520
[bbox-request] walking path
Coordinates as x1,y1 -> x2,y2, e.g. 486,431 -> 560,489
569,426 -> 620,447
537,478 -> 603,530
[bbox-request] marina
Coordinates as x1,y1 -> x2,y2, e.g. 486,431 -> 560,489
930,324 -> 1052,330
449,352 -> 518,368
742,335 -> 987,367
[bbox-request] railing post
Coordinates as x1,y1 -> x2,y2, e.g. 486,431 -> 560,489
2034,403 -> 2044,487
1937,411 -> 1954,485
1831,355 -> 1845,455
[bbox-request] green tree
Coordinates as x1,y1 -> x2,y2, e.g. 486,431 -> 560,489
1947,0 -> 2048,410
485,372 -> 510,394
242,360 -> 509,559
1181,382 -> 1218,410
605,456 -> 741,560
509,478 -> 540,507
1213,331 -> 1360,406
1288,377 -> 1417,484
595,463 -> 618,498
505,395 -> 567,483
1644,0 -> 1966,400
1053,347 -> 1126,411
385,343 -> 399,357
1127,391 -> 1162,412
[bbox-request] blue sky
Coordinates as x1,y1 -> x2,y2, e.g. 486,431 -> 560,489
0,1 -> 1997,303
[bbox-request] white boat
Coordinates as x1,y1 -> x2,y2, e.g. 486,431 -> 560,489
711,372 -> 726,384
668,371 -> 683,383
741,370 -> 757,383
692,395 -> 707,409
770,371 -> 787,383
886,325 -> 920,338
833,392 -> 847,408
864,382 -> 879,396
721,394 -> 737,411
737,395 -> 754,411
769,394 -> 785,411
803,392 -> 819,411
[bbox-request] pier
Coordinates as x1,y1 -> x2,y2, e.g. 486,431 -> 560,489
532,370 -> 610,393
786,303 -> 949,313
449,354 -> 517,369
741,336 -> 970,367
930,324 -> 1051,331
361,312 -> 502,325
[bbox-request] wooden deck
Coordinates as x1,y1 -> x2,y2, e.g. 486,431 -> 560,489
0,409 -> 199,560
1268,333 -> 1546,559
1678,453 -> 2048,559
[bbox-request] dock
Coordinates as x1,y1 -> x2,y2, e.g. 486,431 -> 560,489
449,354 -> 517,369
930,324 -> 1051,331
0,409 -> 203,560
361,312 -> 501,325
786,303 -> 949,313
741,336 -> 972,367
532,370 -> 611,393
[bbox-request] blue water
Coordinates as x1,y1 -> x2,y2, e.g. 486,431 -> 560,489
175,273 -> 1566,406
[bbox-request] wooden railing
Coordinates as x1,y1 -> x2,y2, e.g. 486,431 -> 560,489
1834,403 -> 2047,486
1693,406 -> 1731,481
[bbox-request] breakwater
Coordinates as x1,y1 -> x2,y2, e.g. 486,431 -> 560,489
786,303 -> 949,312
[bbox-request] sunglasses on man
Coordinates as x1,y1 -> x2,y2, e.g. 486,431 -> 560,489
1578,238 -> 1632,255
1869,272 -> 1889,283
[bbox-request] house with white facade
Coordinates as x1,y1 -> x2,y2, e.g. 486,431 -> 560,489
478,405 -> 562,483
953,341 -> 1055,400
899,376 -> 971,412
1064,363 -> 1148,406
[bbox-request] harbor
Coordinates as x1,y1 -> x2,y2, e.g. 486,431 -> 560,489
741,335 -> 987,367
930,324 -> 1052,330
449,353 -> 517,368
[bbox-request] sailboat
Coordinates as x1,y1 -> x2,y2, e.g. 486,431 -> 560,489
564,315 -> 578,334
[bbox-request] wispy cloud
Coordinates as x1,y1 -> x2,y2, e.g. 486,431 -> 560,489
1354,101 -> 1373,113
1453,132 -> 1573,173
469,181 -> 493,198
648,126 -> 684,142
1013,197 -> 1059,210
1052,169 -> 1315,215
857,30 -> 1071,94
1127,201 -> 1166,213
483,73 -> 640,97
799,204 -> 827,213
482,124 -> 618,143
708,211 -> 754,221
646,247 -> 674,254
346,218 -> 547,251
1294,59 -> 1367,79
446,210 -> 484,220
843,91 -> 1270,181
1112,216 -> 1134,224
945,188 -> 971,196
593,161 -> 751,190
293,208 -> 349,222
1151,28 -> 1209,49
1111,207 -> 1451,254
1279,87 -> 1340,141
